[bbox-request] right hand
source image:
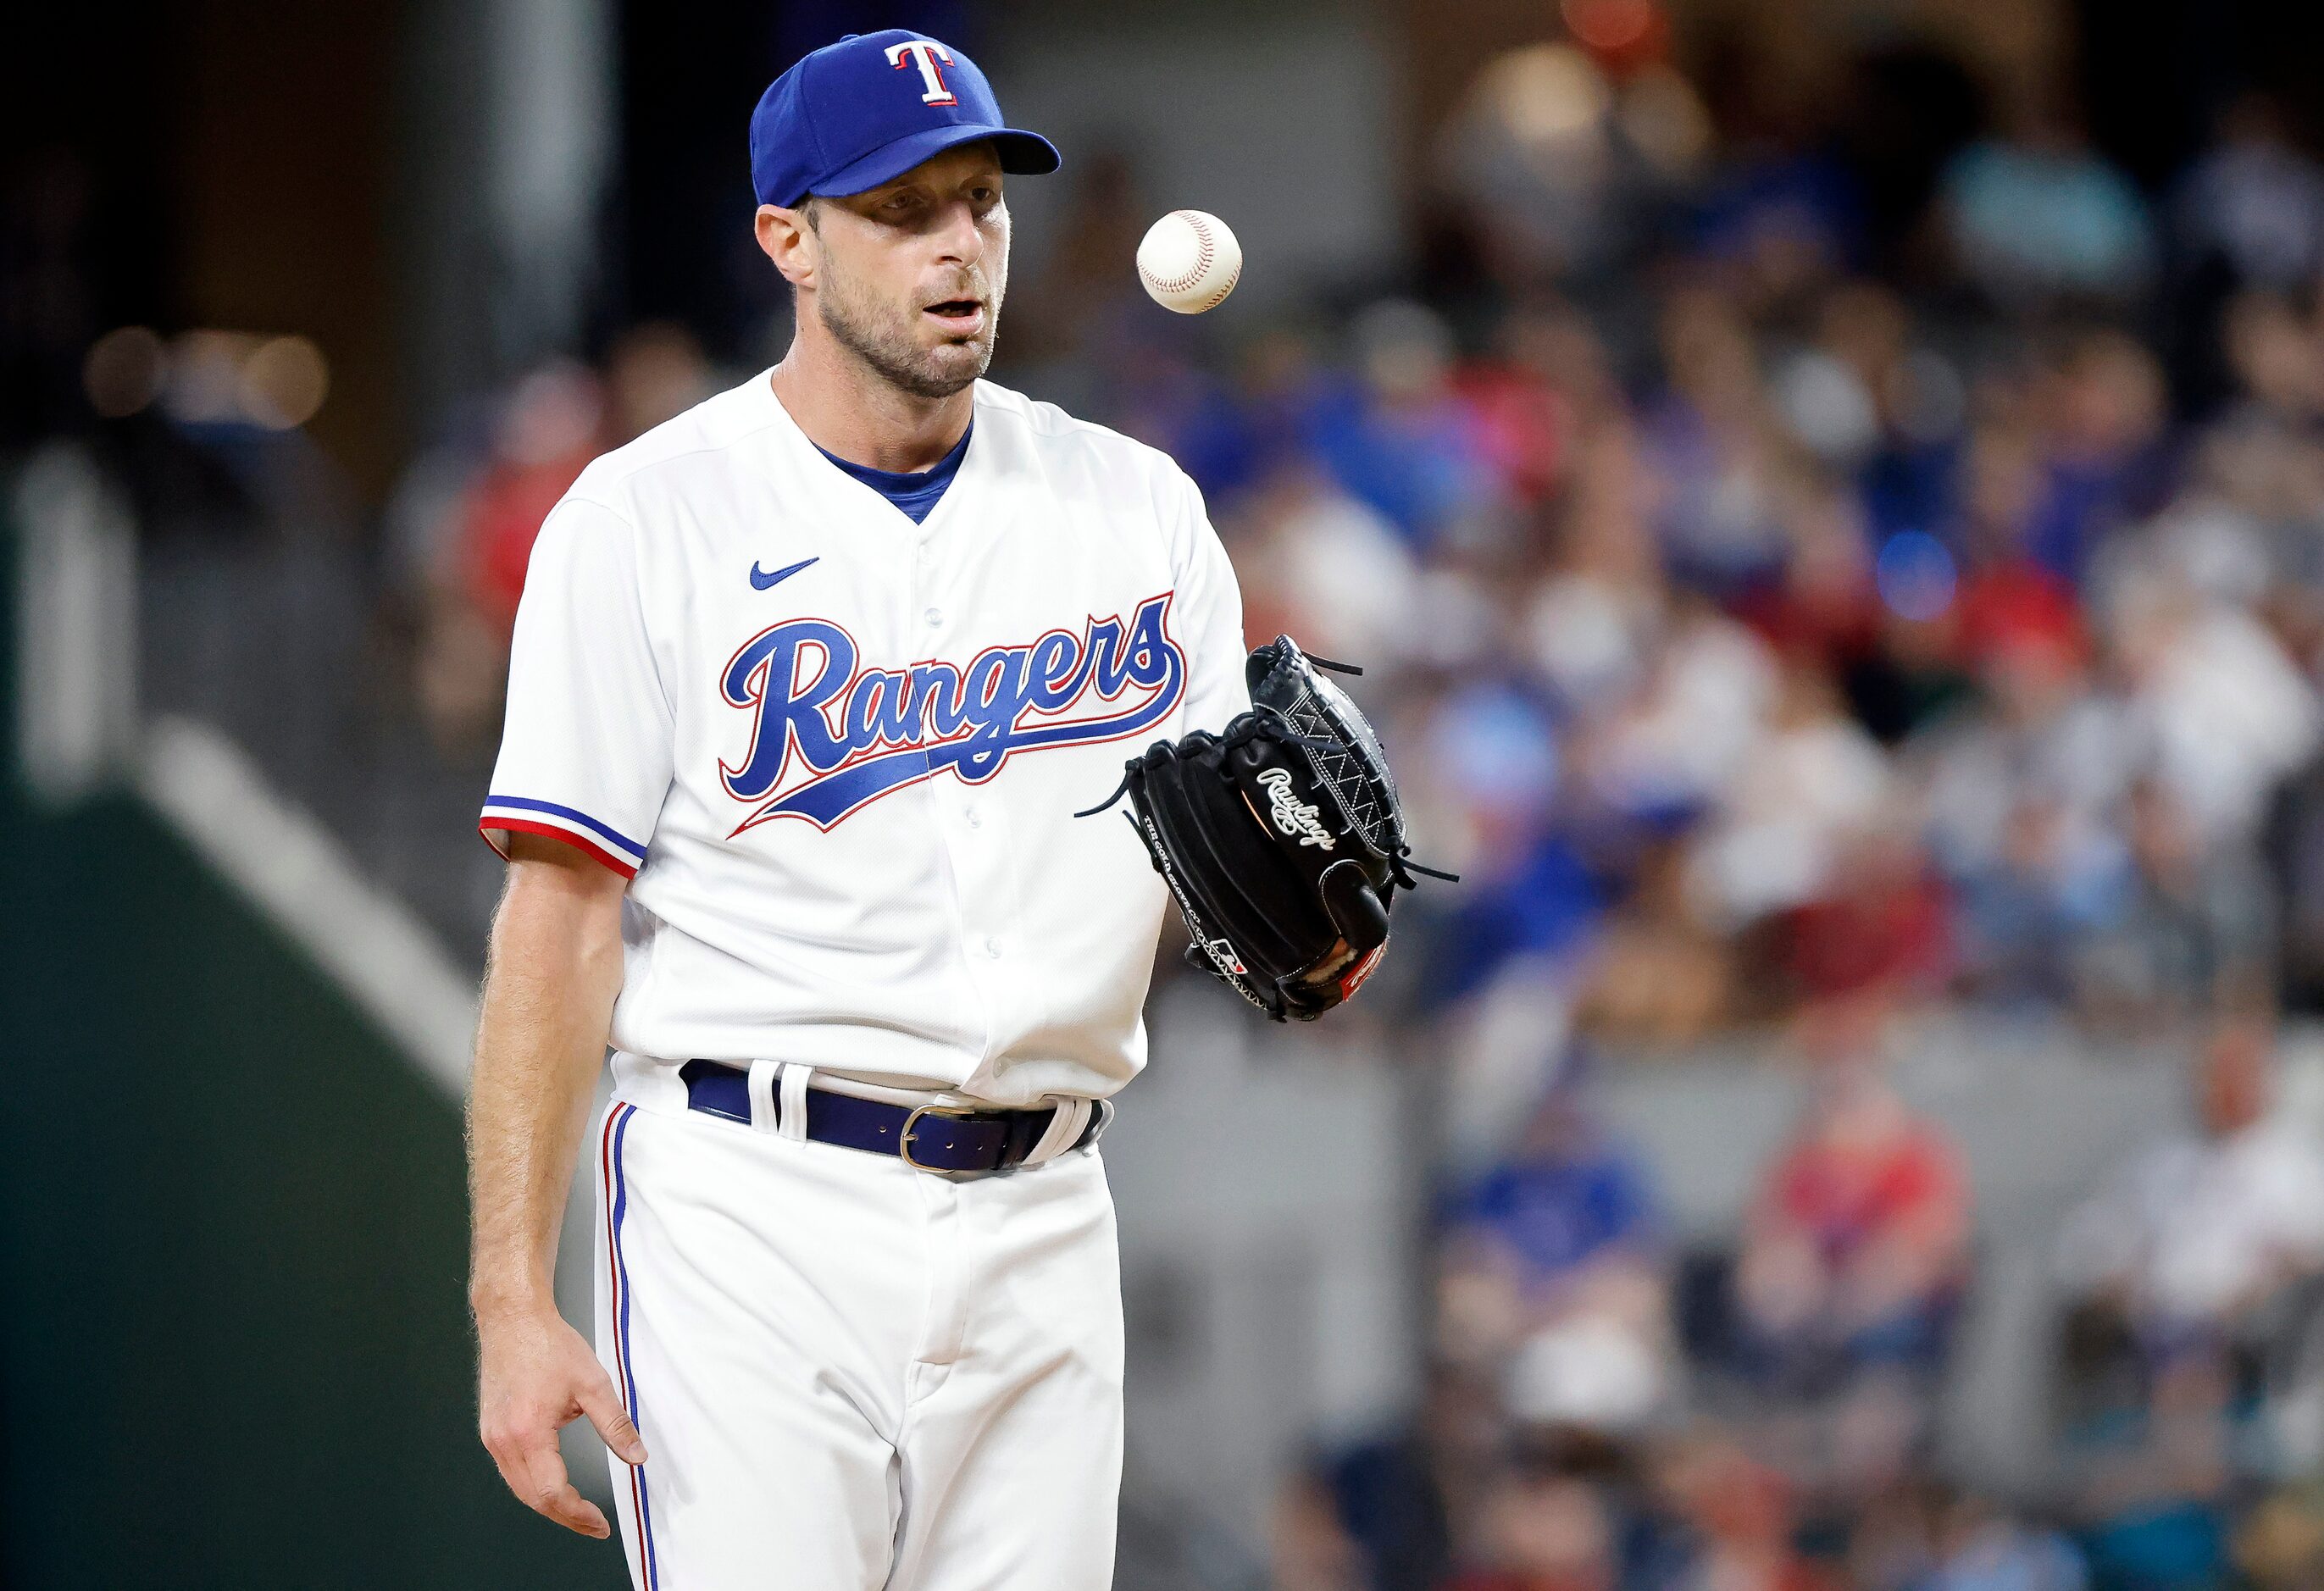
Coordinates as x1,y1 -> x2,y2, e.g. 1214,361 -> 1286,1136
477,1303 -> 649,1538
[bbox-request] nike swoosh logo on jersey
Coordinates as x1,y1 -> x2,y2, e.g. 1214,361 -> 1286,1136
749,556 -> 819,590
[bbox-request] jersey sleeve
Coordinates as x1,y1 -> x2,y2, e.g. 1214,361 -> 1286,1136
1168,468 -> 1249,734
478,494 -> 674,879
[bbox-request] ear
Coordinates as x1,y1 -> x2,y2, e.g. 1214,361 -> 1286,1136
755,204 -> 818,293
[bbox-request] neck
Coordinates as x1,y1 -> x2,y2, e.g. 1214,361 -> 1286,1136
769,313 -> 974,474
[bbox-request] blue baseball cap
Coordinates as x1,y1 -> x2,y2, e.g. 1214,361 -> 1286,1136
749,30 -> 1060,210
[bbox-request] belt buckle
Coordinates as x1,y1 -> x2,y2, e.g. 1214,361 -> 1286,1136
899,1103 -> 985,1172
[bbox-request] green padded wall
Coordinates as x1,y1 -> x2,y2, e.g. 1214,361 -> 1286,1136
0,507 -> 626,1587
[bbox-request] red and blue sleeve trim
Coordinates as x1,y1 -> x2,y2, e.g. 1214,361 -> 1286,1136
479,795 -> 647,879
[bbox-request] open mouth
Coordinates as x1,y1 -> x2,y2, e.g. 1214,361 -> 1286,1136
923,298 -> 985,335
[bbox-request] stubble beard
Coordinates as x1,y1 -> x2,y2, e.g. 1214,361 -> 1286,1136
817,257 -> 1001,402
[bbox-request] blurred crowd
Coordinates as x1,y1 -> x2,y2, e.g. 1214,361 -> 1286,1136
1027,95 -> 2324,1072
1272,1013 -> 2324,1591
960,35 -> 2324,1591
385,323 -> 717,751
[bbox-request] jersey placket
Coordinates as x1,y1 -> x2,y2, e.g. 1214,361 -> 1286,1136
910,523 -> 1015,1068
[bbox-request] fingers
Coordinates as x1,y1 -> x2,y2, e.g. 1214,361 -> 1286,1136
487,1427 -> 612,1538
578,1370 -> 651,1466
523,1441 -> 613,1538
476,1316 -> 643,1538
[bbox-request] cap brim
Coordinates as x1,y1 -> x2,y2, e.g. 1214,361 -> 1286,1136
809,124 -> 1060,201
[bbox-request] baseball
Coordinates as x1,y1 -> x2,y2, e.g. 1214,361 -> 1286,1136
1136,210 -> 1242,313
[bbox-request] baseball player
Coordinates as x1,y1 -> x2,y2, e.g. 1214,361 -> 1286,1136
465,30 -> 1249,1589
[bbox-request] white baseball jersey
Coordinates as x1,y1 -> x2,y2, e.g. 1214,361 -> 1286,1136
480,371 -> 1247,1106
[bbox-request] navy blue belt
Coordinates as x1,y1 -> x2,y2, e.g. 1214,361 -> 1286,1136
679,1060 -> 1107,1173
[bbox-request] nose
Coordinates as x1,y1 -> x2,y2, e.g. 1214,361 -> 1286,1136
932,197 -> 985,269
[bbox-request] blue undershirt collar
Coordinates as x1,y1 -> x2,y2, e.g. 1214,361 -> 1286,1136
814,421 -> 973,525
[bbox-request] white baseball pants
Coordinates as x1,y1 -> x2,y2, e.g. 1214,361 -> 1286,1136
589,1089 -> 1125,1590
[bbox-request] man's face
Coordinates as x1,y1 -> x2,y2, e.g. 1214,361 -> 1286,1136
805,145 -> 1009,400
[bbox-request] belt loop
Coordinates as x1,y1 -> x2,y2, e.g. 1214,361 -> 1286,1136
1023,1097 -> 1090,1165
746,1059 -> 782,1135
777,1063 -> 813,1142
1084,1097 -> 1116,1151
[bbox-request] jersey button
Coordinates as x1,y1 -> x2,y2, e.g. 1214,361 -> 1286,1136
982,934 -> 1002,958
963,806 -> 982,829
923,606 -> 943,627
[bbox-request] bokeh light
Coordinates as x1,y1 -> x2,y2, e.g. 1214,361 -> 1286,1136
164,330 -> 255,424
1875,530 -> 1958,622
145,330 -> 330,430
81,326 -> 166,419
1617,64 -> 1712,177
1561,0 -> 1659,53
1471,43 -> 1611,151
241,335 -> 330,430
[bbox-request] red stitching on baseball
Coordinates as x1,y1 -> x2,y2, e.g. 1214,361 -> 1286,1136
1145,212 -> 1217,297
1195,253 -> 1241,309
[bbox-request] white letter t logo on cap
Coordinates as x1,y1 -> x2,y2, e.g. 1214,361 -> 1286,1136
885,40 -> 958,106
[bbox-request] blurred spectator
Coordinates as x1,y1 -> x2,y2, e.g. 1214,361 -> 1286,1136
2108,565 -> 2318,850
1733,1003 -> 1971,1494
2053,1023 -> 2324,1586
1913,1488 -> 2089,1591
1420,685 -> 1600,1031
1775,826 -> 1953,1008
1651,1428 -> 1835,1591
1275,1467 -> 1369,1591
1452,308 -> 1584,509
2056,1021 -> 2324,1357
604,320 -> 715,443
1946,426 -> 2085,675
1772,283 -> 1955,485
1915,630 -> 2134,1005
2218,291 -> 2324,432
2232,1483 -> 2324,1588
412,359 -> 604,749
1007,146 -> 1149,377
1314,1363 -> 1511,1591
1438,1064 -> 1672,1439
1939,92 -> 2154,307
406,323 -> 713,751
1232,465 -> 1419,668
1692,147 -> 1861,323
1732,474 -> 1879,686
1440,1460 -> 1622,1591
1112,336 -> 1261,502
1639,285 -> 1794,592
1309,300 -> 1506,547
1571,839 -> 1736,1046
2069,778 -> 2277,1027
2023,330 -> 2173,588
1526,419 -> 1669,718
1587,590 -> 1778,823
2170,96 -> 2324,296
1437,44 -> 1646,285
1686,659 -> 1889,929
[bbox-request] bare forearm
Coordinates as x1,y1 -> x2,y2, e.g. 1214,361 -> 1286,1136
467,844 -> 627,1321
465,840 -> 644,1536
